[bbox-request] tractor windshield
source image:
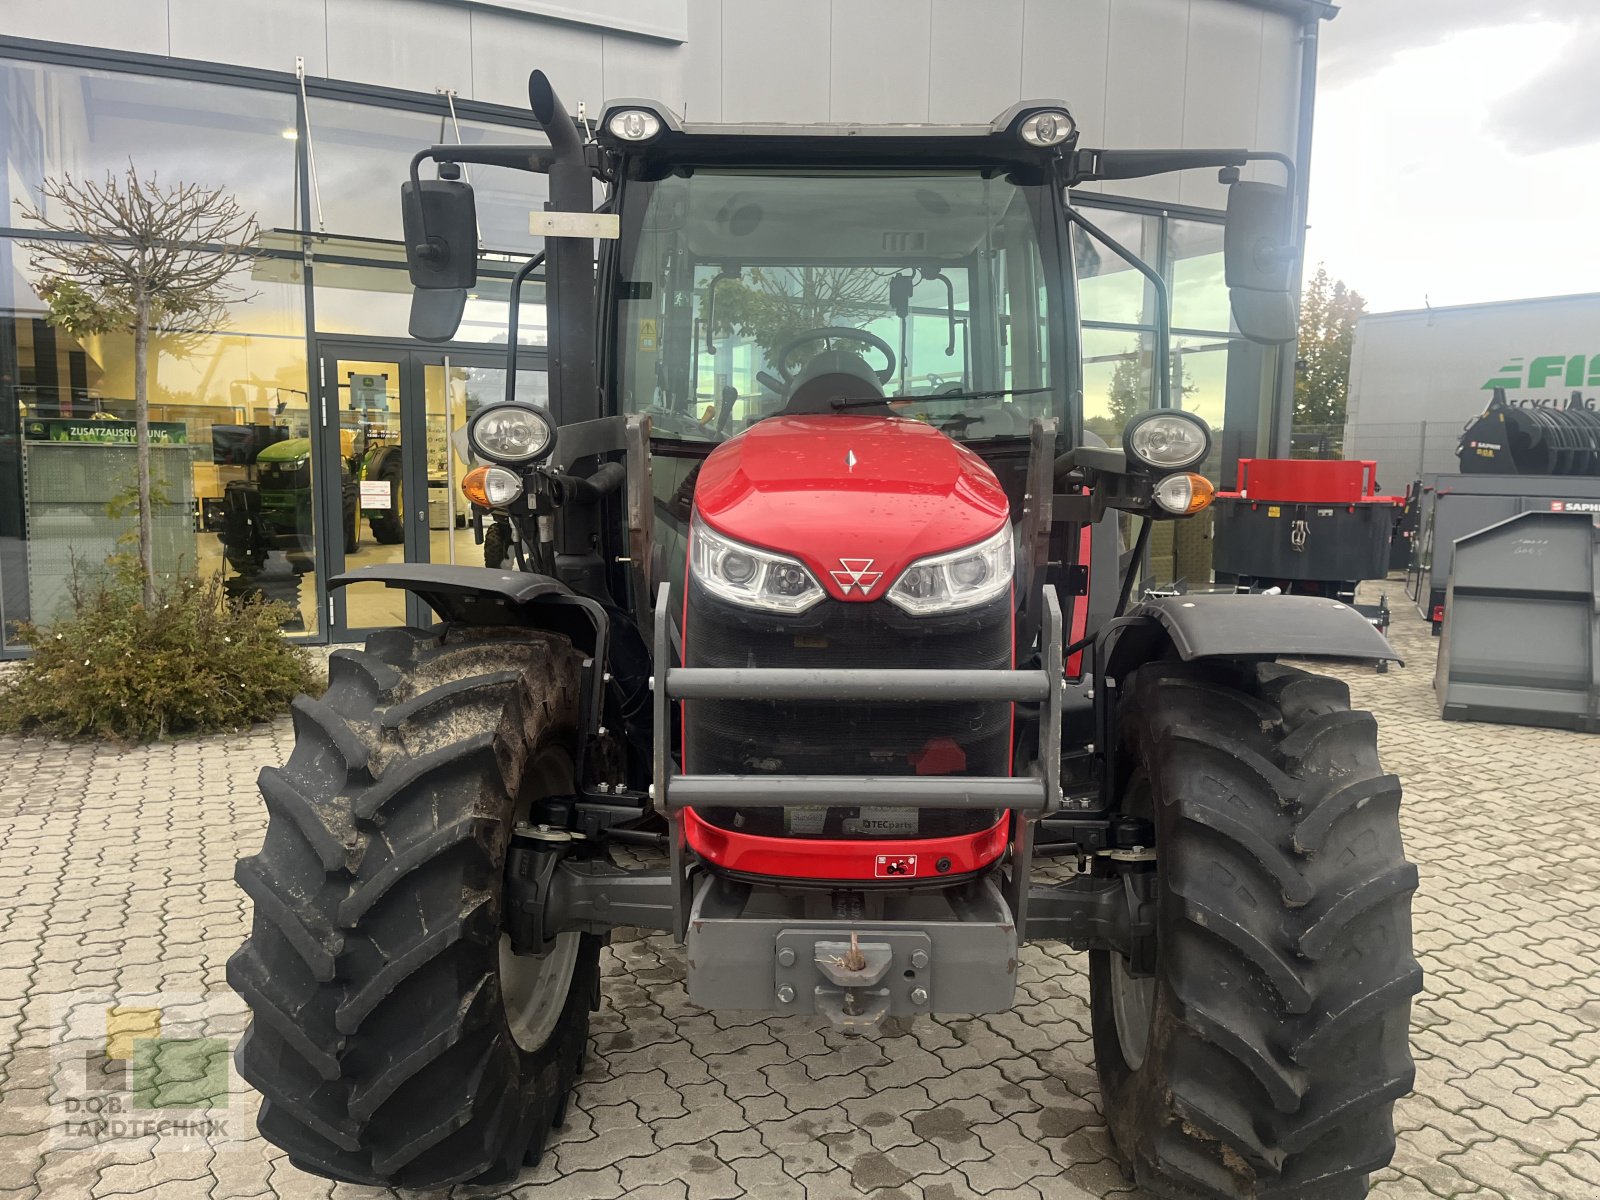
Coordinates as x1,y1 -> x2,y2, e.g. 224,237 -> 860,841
615,169 -> 1061,443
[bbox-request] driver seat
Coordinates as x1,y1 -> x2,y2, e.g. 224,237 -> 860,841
779,350 -> 895,416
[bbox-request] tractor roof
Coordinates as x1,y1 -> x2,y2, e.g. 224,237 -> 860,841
596,98 -> 1075,175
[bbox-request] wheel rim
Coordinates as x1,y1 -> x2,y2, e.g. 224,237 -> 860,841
1111,764 -> 1156,1072
1110,952 -> 1155,1071
499,931 -> 580,1051
499,744 -> 580,1052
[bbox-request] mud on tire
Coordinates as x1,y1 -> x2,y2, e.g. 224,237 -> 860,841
227,627 -> 601,1189
1091,660 -> 1422,1200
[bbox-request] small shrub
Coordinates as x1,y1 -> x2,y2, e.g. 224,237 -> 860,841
0,565 -> 319,742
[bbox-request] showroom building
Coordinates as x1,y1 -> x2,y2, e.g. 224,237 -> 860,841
0,0 -> 1336,652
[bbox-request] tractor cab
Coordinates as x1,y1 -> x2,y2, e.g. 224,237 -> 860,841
230,70 -> 1419,1200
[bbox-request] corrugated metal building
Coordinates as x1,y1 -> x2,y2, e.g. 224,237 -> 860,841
1,0 -> 1336,649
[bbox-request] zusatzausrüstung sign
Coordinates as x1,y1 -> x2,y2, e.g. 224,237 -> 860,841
24,418 -> 188,445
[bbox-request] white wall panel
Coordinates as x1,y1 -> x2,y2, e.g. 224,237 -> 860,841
169,0 -> 329,77
471,0 -> 687,43
1179,3 -> 1263,208
10,0 -> 1316,220
1103,0 -> 1190,204
928,0 -> 1023,124
602,33 -> 688,114
719,0 -> 831,123
682,0 -> 723,120
1022,0 -> 1110,140
3,0 -> 170,57
470,9 -> 604,112
1253,10 -> 1302,179
829,0 -> 930,123
325,0 -> 471,95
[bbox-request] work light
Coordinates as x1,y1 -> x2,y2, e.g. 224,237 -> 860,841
607,109 -> 663,142
1123,410 -> 1211,471
1019,109 -> 1076,147
467,402 -> 556,465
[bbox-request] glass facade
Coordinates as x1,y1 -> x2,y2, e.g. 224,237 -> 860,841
0,42 -> 1258,653
0,49 -> 560,652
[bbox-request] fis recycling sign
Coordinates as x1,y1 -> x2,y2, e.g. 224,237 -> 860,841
1483,355 -> 1600,408
24,418 -> 188,445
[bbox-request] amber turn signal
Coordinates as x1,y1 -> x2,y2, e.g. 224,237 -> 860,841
1183,473 -> 1215,514
461,465 -> 491,509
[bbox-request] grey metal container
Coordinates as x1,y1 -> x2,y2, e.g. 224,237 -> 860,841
1436,510 -> 1600,732
1407,473 -> 1600,626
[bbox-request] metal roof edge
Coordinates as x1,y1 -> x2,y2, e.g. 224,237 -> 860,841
1238,0 -> 1339,21
1359,292 -> 1600,322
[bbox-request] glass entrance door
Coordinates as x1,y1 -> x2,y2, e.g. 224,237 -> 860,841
316,342 -> 548,640
319,353 -> 411,632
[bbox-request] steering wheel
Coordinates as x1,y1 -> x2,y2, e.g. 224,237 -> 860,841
774,326 -> 897,386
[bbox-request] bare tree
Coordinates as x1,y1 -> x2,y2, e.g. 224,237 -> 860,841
20,167 -> 259,607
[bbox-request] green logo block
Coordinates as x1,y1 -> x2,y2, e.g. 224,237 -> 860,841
130,1037 -> 231,1110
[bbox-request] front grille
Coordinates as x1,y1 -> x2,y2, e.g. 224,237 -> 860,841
684,579 -> 1012,839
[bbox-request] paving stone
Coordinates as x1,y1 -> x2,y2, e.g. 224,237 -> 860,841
1,592 -> 1596,1198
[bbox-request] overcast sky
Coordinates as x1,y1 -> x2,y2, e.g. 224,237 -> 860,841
1303,0 -> 1600,313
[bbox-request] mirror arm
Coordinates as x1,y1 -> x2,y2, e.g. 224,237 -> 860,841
503,250 -> 548,405
1064,208 -> 1173,409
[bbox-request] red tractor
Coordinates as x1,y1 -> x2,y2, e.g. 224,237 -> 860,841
230,72 -> 1419,1200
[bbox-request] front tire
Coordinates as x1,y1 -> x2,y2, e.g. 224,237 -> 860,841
227,627 -> 601,1189
1091,660 -> 1421,1200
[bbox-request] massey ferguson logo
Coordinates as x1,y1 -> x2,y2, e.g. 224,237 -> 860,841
831,558 -> 882,596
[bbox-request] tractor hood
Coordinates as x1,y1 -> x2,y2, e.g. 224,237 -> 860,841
693,414 -> 1010,603
256,438 -> 311,464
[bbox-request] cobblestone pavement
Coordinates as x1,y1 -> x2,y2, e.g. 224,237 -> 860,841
1,587 -> 1597,1200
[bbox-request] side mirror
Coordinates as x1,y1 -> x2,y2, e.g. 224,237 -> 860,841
409,288 -> 468,342
401,177 -> 478,290
401,174 -> 478,343
1225,180 -> 1298,346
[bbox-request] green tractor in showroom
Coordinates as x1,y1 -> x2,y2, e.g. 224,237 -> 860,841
217,428 -> 404,574
229,71 -> 1420,1199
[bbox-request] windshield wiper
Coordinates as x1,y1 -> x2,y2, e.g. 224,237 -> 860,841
827,386 -> 1051,411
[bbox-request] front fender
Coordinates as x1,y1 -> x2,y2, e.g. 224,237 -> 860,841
1109,593 -> 1401,673
331,564 -> 604,652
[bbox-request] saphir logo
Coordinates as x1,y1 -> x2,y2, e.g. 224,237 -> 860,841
49,992 -> 241,1149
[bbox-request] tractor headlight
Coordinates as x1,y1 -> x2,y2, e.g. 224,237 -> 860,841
1123,410 -> 1211,471
1018,109 -> 1076,147
468,402 -> 556,465
886,524 -> 1014,616
690,516 -> 825,614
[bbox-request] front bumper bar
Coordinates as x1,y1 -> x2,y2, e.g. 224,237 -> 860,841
652,582 -> 1065,940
